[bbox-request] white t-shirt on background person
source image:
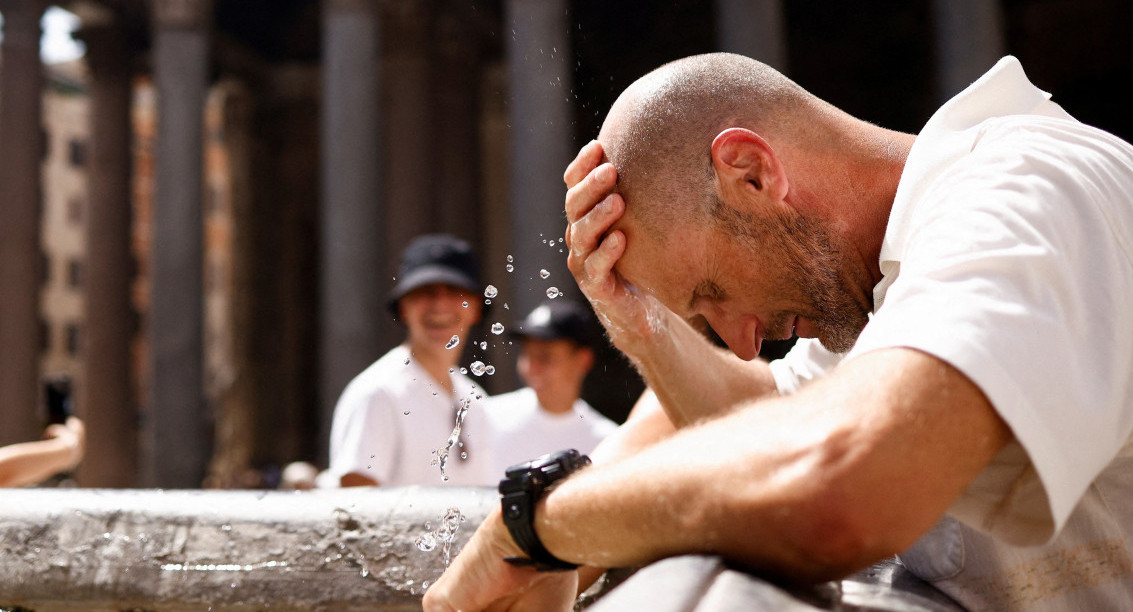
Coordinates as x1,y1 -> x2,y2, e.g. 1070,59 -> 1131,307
327,344 -> 495,487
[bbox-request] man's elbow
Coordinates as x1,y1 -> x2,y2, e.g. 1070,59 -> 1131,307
782,486 -> 913,581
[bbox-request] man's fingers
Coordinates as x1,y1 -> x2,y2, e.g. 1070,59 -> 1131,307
583,230 -> 626,285
563,140 -> 605,188
567,194 -> 625,276
565,162 -> 618,224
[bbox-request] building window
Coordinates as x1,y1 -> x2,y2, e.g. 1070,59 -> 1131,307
68,139 -> 87,168
67,259 -> 83,289
67,196 -> 85,225
40,320 -> 52,353
41,252 -> 51,286
65,324 -> 82,356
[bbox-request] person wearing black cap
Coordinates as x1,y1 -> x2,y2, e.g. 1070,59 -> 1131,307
483,300 -> 618,477
327,234 -> 494,487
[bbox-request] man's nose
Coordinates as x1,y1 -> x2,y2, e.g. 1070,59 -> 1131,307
706,314 -> 760,361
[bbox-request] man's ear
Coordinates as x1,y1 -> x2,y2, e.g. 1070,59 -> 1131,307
710,128 -> 789,203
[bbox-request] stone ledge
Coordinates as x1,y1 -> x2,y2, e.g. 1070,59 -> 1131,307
0,486 -> 495,612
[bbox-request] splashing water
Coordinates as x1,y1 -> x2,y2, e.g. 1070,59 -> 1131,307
546,287 -> 561,299
540,269 -> 550,279
484,285 -> 498,298
506,264 -> 514,272
479,341 -> 487,350
414,532 -> 437,552
507,254 -> 513,262
462,301 -> 469,308
435,399 -> 471,481
485,365 -> 495,375
445,335 -> 460,350
491,322 -> 504,335
469,361 -> 487,376
436,507 -> 466,567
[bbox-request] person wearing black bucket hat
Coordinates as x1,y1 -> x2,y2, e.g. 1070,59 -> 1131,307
327,234 -> 495,488
482,300 -> 618,477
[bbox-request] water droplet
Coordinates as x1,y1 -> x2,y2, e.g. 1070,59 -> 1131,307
548,239 -> 556,247
422,580 -> 430,589
540,269 -> 550,279
415,533 -> 437,552
445,335 -> 460,349
506,264 -> 514,272
462,301 -> 469,308
469,361 -> 487,376
484,285 -> 498,298
459,367 -> 468,374
460,452 -> 467,460
485,365 -> 496,375
403,410 -> 410,415
491,322 -> 505,335
506,254 -> 514,263
504,303 -> 509,309
546,287 -> 561,299
485,298 -> 492,305
479,341 -> 487,350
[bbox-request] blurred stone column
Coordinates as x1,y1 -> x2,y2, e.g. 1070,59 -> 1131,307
0,0 -> 48,447
319,0 -> 383,463
145,0 -> 214,488
931,0 -> 1005,101
382,0 -> 433,267
714,0 -> 788,72
504,0 -> 575,320
432,9 -> 481,242
76,16 -> 138,487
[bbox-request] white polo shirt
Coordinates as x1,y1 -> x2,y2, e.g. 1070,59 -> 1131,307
771,57 -> 1133,610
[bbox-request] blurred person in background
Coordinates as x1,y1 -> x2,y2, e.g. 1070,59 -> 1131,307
326,234 -> 494,487
484,300 -> 618,475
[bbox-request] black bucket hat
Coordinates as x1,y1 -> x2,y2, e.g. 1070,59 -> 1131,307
511,300 -> 599,349
387,234 -> 481,316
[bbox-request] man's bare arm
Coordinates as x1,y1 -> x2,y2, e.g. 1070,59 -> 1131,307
535,348 -> 1010,580
425,348 -> 1009,610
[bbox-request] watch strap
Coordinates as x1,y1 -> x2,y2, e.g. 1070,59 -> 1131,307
501,490 -> 579,571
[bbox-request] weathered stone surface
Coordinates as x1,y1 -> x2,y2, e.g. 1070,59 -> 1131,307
585,555 -> 965,612
0,486 -> 495,611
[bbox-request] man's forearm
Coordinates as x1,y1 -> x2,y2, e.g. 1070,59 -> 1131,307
530,349 -> 1009,580
618,307 -> 778,428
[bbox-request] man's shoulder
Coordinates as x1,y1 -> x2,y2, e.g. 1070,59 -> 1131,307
483,387 -> 536,411
337,346 -> 415,403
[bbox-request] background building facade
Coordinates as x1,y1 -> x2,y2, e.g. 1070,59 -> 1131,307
1,0 -> 1130,488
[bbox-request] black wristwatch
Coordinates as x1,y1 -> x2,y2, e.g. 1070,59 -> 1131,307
498,449 -> 591,571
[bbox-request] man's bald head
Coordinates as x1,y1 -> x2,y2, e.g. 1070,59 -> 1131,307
599,53 -> 818,236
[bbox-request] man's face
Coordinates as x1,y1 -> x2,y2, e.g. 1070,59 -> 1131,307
614,207 -> 869,359
398,283 -> 482,353
517,338 -> 592,401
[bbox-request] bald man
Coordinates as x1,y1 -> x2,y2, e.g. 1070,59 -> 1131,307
425,54 -> 1133,612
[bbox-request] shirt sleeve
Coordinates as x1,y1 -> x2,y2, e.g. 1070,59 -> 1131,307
768,338 -> 847,395
328,384 -> 399,485
849,122 -> 1133,544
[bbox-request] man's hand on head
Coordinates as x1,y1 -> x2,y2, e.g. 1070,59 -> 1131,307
563,142 -> 672,350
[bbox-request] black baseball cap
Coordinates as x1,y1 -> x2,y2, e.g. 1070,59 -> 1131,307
387,234 -> 481,316
512,300 -> 599,349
